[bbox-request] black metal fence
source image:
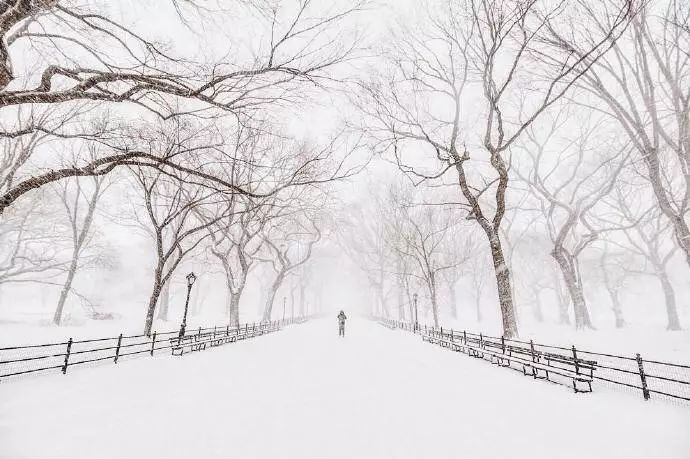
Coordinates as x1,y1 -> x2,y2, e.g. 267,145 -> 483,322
377,317 -> 690,405
0,317 -> 310,381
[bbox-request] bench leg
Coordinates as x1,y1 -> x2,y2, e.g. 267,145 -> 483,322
573,379 -> 593,394
532,367 -> 547,380
496,356 -> 510,367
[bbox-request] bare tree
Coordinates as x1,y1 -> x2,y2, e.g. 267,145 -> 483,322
0,189 -> 69,287
336,191 -> 395,319
261,216 -> 321,321
356,0 -> 633,336
516,109 -> 631,329
132,165 -> 233,335
559,1 -> 690,267
51,173 -> 111,325
597,244 -> 636,328
0,0 -> 366,214
604,182 -> 682,330
385,184 -> 470,328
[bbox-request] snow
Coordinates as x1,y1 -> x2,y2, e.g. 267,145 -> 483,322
1,319 -> 688,459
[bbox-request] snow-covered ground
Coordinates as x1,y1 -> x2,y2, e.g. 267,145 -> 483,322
1,319 -> 688,459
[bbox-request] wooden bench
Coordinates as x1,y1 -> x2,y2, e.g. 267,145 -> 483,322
169,335 -> 207,356
537,351 -> 597,393
473,342 -> 596,393
421,331 -> 596,393
169,323 -> 279,356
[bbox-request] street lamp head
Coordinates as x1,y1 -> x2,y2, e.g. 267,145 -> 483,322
186,272 -> 197,287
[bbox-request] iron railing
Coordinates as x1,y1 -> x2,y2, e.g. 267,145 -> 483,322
0,317 -> 311,381
376,317 -> 690,406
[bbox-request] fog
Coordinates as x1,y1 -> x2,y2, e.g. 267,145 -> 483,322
0,0 -> 688,353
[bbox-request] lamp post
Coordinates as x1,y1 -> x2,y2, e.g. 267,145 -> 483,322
413,292 -> 419,333
179,272 -> 197,338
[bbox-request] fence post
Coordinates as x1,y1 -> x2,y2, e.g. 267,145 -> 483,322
450,329 -> 454,342
62,338 -> 73,374
571,345 -> 580,375
198,327 -> 201,337
501,336 -> 505,354
636,353 -> 651,401
463,330 -> 467,345
150,331 -> 157,356
480,333 -> 483,349
226,325 -> 230,337
213,326 -> 216,338
529,339 -> 537,362
114,333 -> 123,364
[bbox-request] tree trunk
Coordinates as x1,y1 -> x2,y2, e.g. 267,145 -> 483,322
429,286 -> 439,328
157,280 -> 170,321
228,292 -> 241,326
53,181 -> 100,326
144,271 -> 163,336
263,272 -> 285,322
658,269 -> 681,331
488,233 -> 518,337
641,150 -> 690,268
552,249 -> 593,330
427,271 -> 439,327
600,257 -> 624,328
223,267 -> 244,326
611,299 -> 625,328
53,254 -> 78,325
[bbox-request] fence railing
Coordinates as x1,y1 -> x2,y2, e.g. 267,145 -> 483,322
376,317 -> 690,405
0,317 -> 310,381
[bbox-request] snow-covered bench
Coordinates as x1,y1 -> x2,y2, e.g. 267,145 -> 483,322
168,323 -> 280,356
471,342 -> 596,393
380,321 -> 397,330
421,330 -> 597,393
169,335 -> 207,356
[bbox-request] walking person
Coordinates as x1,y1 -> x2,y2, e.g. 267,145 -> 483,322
337,310 -> 347,337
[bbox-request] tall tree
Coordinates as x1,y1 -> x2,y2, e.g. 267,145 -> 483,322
261,217 -> 321,321
516,109 -> 630,329
562,1 -> 690,267
356,0 -> 633,336
52,173 -> 110,325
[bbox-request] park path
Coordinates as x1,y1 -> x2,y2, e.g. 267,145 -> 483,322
1,319 -> 688,459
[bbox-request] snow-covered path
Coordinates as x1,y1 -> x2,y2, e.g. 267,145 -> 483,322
1,319 -> 688,459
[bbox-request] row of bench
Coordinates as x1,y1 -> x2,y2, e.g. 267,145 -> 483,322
379,320 -> 397,330
168,322 -> 280,356
416,327 -> 597,394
